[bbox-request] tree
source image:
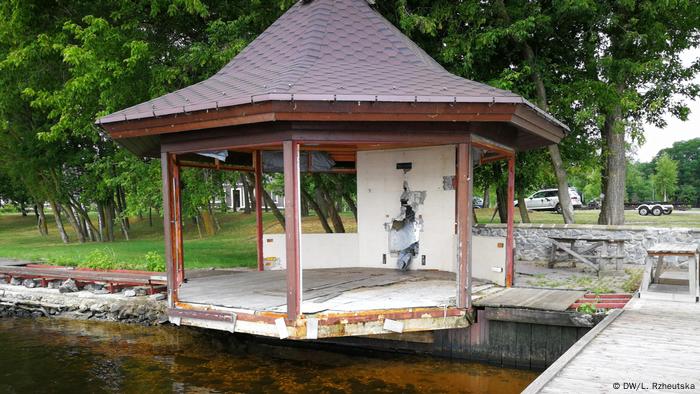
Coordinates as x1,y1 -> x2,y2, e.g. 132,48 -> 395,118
654,153 -> 679,202
626,161 -> 653,203
590,2 -> 700,224
383,0 -> 700,226
0,0 -> 294,242
658,138 -> 700,206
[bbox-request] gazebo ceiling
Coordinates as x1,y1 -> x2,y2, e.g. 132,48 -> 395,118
98,0 -> 568,157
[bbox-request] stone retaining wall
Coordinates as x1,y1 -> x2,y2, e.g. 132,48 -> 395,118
0,283 -> 167,324
474,224 -> 700,264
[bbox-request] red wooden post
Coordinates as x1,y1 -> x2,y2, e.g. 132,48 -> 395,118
161,152 -> 176,307
172,157 -> 185,286
283,141 -> 301,319
254,150 -> 264,271
456,142 -> 473,309
506,154 -> 515,287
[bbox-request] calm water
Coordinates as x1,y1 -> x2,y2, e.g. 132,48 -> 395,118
0,318 -> 537,393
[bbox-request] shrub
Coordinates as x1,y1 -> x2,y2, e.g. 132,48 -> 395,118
622,268 -> 644,293
83,248 -> 117,270
576,302 -> 597,315
144,251 -> 165,272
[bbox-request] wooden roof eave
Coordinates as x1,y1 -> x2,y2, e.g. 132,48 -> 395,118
100,100 -> 565,141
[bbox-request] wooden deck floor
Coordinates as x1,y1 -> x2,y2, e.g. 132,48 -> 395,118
473,287 -> 586,312
179,268 -> 497,314
525,297 -> 700,393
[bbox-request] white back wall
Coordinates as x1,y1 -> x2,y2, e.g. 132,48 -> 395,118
263,233 -> 359,270
357,146 -> 457,272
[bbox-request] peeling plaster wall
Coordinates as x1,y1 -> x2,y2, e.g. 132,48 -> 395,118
357,146 -> 457,272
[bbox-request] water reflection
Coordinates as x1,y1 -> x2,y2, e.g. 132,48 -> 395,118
0,318 -> 537,393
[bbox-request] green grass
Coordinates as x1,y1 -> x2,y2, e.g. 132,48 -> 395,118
0,206 -> 696,272
0,211 -> 356,271
475,208 -> 700,227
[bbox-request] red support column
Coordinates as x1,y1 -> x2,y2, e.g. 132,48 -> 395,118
456,142 -> 473,309
254,150 -> 264,272
283,141 -> 302,320
172,158 -> 185,286
506,154 -> 515,287
161,152 -> 177,307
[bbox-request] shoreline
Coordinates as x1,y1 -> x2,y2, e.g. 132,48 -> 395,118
0,282 -> 166,324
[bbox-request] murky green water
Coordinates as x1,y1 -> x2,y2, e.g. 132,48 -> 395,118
0,318 -> 536,393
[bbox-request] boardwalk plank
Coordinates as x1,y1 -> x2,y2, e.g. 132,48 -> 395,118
526,298 -> 700,393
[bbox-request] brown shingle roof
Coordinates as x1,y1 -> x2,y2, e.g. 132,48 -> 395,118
98,0 -> 566,131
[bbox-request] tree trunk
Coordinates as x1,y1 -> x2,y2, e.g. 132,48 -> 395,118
483,184 -> 490,208
300,193 -> 310,217
548,145 -> 575,223
598,105 -> 626,225
496,183 -> 508,223
148,207 -> 153,227
49,200 -> 69,244
518,39 -> 575,224
262,188 -> 285,229
116,186 -> 129,230
301,187 -> 333,233
517,193 -> 530,223
194,213 -> 203,239
97,203 -> 106,241
69,197 -> 100,242
62,202 -> 86,243
36,202 -> 48,236
210,201 -> 222,232
240,173 -> 252,214
19,202 -> 27,216
313,174 -> 345,233
342,192 -> 357,221
201,206 -> 217,236
111,194 -> 130,241
118,212 -> 130,240
105,200 -> 115,242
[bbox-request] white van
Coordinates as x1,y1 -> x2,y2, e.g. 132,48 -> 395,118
516,188 -> 582,213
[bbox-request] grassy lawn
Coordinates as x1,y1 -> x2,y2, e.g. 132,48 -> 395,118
0,207 -> 695,271
0,211 -> 356,271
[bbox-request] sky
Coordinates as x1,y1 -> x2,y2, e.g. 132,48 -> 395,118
635,47 -> 700,162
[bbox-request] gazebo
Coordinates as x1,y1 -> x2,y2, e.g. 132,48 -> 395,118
98,0 -> 566,339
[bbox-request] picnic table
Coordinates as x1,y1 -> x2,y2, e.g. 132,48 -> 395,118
641,242 -> 699,302
548,235 -> 629,273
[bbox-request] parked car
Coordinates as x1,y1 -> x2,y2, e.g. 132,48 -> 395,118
515,188 -> 582,213
473,197 -> 484,208
637,202 -> 673,216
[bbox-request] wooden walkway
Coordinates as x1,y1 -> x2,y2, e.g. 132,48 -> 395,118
525,297 -> 700,393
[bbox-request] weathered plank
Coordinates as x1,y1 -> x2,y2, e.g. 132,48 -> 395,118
515,323 -> 532,369
484,307 -> 595,327
646,242 -> 699,255
526,297 -> 700,393
530,324 -> 549,370
474,288 -> 585,311
499,321 -> 518,367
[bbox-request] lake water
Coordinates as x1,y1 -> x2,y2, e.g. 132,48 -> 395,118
0,318 -> 537,393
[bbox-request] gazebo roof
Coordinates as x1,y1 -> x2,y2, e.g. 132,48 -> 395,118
99,0 -> 568,156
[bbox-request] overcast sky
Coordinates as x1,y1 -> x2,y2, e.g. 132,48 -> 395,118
634,47 -> 700,162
